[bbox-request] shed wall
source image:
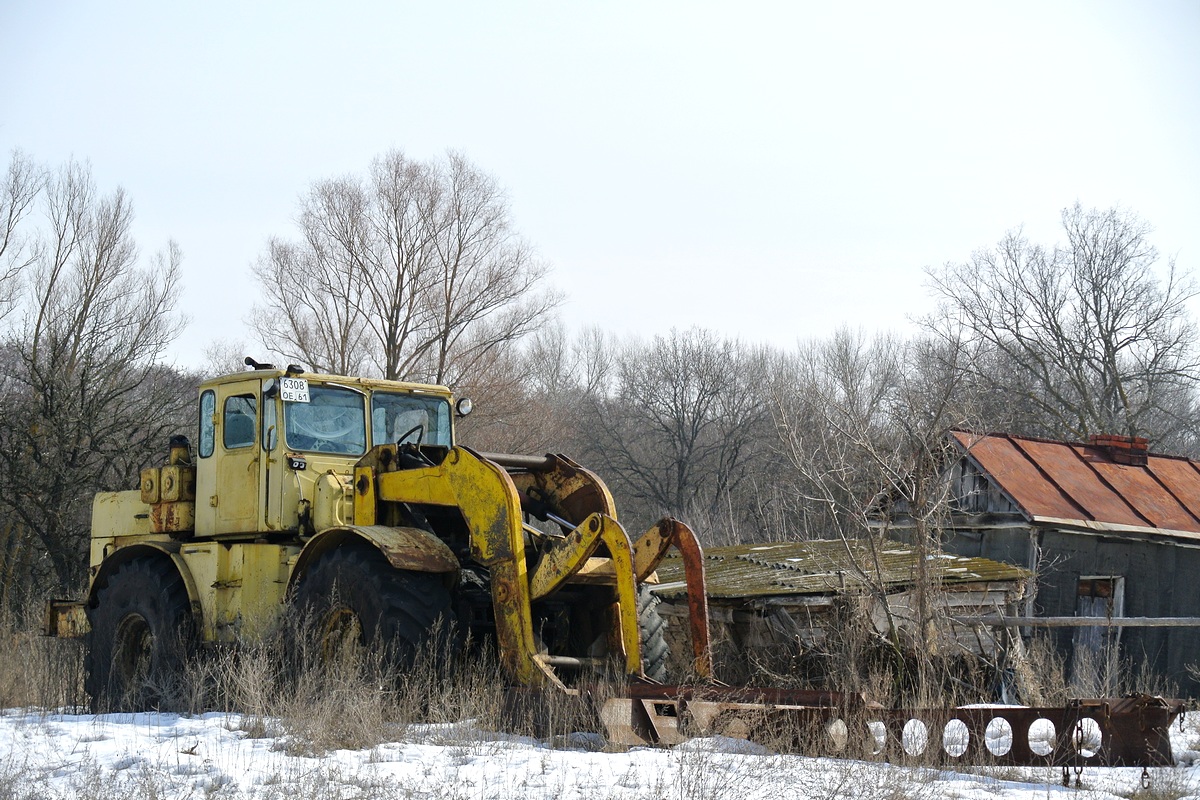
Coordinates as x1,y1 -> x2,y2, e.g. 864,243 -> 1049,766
940,525 -> 1200,695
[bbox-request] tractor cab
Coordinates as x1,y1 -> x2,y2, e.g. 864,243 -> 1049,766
193,368 -> 457,538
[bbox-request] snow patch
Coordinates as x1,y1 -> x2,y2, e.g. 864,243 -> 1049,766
0,708 -> 1196,799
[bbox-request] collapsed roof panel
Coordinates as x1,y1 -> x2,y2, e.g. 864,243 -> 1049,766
651,539 -> 1026,601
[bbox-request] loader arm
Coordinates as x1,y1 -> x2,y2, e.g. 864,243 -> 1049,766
527,512 -> 641,676
362,446 -> 543,683
358,446 -> 645,685
483,452 -> 714,679
358,445 -> 714,685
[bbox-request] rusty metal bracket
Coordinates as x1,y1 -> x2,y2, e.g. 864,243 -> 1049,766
632,519 -> 713,678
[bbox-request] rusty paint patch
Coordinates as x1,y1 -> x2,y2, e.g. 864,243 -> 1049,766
304,525 -> 459,575
369,527 -> 459,572
662,520 -> 712,678
150,502 -> 195,536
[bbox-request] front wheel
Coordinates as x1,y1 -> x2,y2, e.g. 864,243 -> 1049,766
293,542 -> 456,672
84,558 -> 195,713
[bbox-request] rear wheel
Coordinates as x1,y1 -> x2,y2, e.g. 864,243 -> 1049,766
294,542 -> 456,672
84,558 -> 194,713
638,585 -> 669,683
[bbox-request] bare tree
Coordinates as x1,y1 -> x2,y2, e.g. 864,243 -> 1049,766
251,150 -> 560,385
581,328 -> 774,542
573,324 -> 616,399
925,204 -> 1200,448
454,324 -> 599,457
201,337 -> 253,377
251,234 -> 372,378
773,329 -> 984,696
0,150 -> 46,321
0,157 -> 188,595
772,328 -> 904,539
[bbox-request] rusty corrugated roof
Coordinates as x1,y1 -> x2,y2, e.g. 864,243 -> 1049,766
951,430 -> 1200,538
651,539 -> 1026,601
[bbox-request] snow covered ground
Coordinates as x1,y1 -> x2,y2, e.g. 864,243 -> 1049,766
2,707 -> 1199,800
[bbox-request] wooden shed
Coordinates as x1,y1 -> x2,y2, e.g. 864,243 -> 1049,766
650,538 -> 1027,682
884,430 -> 1200,694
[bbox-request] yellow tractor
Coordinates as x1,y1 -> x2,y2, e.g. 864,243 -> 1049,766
47,361 -> 714,720
50,361 -> 1189,764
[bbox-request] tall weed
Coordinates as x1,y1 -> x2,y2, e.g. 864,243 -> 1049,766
0,600 -> 85,711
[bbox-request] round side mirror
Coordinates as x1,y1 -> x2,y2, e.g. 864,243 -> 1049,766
455,397 -> 473,418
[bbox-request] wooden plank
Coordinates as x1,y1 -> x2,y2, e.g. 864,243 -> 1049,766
953,616 -> 1200,628
933,590 -> 1014,606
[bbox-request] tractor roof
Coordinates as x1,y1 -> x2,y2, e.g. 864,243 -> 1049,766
199,368 -> 453,398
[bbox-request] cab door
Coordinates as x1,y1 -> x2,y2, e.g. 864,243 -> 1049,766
261,385 -> 297,532
195,378 -> 263,536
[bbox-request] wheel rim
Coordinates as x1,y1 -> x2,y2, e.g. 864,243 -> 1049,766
319,605 -> 364,663
113,613 -> 154,690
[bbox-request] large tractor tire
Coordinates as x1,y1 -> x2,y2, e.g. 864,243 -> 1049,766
638,585 -> 669,683
294,542 -> 456,673
84,558 -> 195,713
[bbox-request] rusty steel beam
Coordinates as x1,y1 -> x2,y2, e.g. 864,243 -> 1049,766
598,685 -> 1185,768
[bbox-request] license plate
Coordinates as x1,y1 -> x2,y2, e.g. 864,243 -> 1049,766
280,377 -> 310,403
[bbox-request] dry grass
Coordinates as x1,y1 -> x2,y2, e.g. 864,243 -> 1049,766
0,596 -> 624,763
0,601 -> 85,712
3,599 -> 1185,763
1009,634 -> 1179,707
178,611 -> 518,755
0,636 -> 1192,800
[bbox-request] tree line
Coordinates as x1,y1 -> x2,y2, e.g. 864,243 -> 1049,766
1,148 -> 1196,608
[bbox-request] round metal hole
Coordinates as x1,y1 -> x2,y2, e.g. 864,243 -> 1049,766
867,720 -> 887,755
985,717 -> 1013,756
902,719 -> 929,756
826,718 -> 848,752
943,718 -> 969,758
1028,718 -> 1055,757
1071,718 -> 1102,758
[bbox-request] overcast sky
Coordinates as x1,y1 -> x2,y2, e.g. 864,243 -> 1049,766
2,1 -> 1197,369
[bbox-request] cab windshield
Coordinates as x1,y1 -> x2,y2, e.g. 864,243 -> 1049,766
372,392 -> 452,448
284,385 -> 367,455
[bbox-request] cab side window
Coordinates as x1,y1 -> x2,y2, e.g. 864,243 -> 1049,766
223,395 -> 258,450
199,390 -> 216,458
262,394 -> 278,451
